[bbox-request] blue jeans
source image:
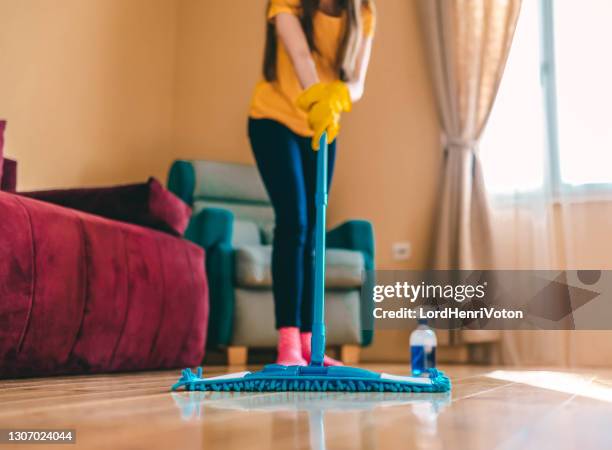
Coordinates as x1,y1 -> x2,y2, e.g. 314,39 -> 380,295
248,118 -> 336,331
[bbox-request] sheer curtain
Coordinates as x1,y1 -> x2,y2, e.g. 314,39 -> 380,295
480,0 -> 557,271
480,0 -> 612,366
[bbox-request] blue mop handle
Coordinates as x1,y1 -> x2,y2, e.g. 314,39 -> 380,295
310,132 -> 328,367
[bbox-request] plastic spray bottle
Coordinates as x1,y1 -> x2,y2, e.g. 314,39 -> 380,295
410,318 -> 437,376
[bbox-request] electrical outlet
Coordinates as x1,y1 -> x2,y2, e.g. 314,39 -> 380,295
392,242 -> 411,261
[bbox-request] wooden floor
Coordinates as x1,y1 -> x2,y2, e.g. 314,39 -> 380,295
1,364 -> 612,450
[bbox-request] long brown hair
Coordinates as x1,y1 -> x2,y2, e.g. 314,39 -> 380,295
263,0 -> 374,82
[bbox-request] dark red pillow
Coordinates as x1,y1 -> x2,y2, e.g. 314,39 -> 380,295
20,178 -> 192,236
0,120 -> 5,185
1,159 -> 17,192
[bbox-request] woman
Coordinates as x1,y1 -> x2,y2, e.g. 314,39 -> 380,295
248,0 -> 376,366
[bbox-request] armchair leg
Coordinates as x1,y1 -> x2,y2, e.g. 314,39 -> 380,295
340,345 -> 361,365
226,346 -> 248,366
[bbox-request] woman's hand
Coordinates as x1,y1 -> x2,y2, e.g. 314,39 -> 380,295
296,81 -> 352,150
274,11 -> 373,148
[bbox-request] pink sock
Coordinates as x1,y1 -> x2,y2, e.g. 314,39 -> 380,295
276,327 -> 307,366
300,332 -> 343,366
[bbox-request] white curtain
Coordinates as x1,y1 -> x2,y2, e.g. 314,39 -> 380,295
480,0 -> 612,366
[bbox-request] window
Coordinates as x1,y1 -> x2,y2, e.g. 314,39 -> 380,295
554,0 -> 612,187
480,0 -> 612,196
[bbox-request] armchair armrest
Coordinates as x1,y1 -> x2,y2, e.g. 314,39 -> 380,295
185,207 -> 234,250
327,220 -> 375,347
184,207 -> 236,348
327,220 -> 375,270
205,243 -> 235,348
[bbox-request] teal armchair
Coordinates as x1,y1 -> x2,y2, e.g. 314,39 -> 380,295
168,159 -> 374,364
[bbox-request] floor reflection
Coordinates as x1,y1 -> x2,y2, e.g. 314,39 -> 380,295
172,390 -> 451,449
486,370 -> 612,402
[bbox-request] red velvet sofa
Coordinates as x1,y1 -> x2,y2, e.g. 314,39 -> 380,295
0,127 -> 209,378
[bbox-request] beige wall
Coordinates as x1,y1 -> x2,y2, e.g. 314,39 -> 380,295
0,0 -> 178,190
173,0 -> 264,165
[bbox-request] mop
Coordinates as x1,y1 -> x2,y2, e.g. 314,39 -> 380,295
172,133 -> 451,393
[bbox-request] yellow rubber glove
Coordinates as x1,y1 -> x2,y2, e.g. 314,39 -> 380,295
296,81 -> 352,150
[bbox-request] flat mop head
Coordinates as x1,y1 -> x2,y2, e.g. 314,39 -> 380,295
172,365 -> 451,393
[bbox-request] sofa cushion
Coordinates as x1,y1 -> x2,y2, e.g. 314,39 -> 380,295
235,245 -> 365,289
232,289 -> 361,346
232,220 -> 262,246
191,160 -> 270,205
193,200 -> 274,233
20,178 -> 191,236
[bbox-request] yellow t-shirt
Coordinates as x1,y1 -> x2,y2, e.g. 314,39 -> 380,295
249,0 -> 376,137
